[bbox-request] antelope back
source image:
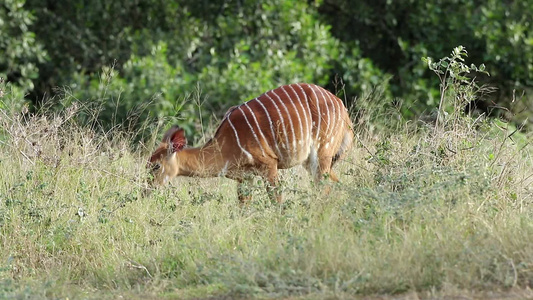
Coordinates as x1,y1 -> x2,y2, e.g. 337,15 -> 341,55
212,83 -> 352,168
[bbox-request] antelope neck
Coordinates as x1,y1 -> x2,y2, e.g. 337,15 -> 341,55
176,142 -> 225,177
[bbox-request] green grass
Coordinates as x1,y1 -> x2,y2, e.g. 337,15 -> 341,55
0,101 -> 532,299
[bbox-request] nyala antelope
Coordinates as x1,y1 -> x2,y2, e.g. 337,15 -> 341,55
148,83 -> 353,203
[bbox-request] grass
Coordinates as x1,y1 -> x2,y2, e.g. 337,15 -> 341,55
0,86 -> 532,299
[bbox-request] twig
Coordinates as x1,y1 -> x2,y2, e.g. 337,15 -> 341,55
125,260 -> 152,278
354,133 -> 374,158
0,139 -> 36,165
87,167 -> 148,190
502,254 -> 518,288
18,149 -> 35,166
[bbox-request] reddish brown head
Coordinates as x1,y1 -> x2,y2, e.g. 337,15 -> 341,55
148,125 -> 187,185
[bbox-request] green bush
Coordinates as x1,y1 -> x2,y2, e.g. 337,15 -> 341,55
1,52 -> 531,298
319,0 -> 532,120
2,0 -> 530,133
64,0 -> 385,138
0,0 -> 46,111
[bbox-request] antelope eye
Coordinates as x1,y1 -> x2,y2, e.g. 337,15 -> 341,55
151,163 -> 161,172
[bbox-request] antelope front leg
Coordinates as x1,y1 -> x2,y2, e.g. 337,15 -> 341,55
264,166 -> 282,203
327,170 -> 340,182
236,178 -> 253,205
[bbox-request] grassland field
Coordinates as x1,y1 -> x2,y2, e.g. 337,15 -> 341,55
0,90 -> 532,299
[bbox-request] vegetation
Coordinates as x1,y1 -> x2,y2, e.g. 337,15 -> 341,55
1,0 -> 532,297
1,0 -> 532,134
1,47 -> 532,298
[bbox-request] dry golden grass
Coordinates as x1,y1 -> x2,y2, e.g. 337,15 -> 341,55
0,89 -> 532,299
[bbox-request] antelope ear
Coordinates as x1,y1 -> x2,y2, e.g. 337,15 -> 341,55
169,127 -> 187,152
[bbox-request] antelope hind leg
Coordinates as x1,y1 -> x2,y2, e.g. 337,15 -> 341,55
316,156 -> 340,196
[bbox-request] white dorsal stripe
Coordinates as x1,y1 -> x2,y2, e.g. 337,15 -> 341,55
296,83 -> 313,146
306,84 -> 321,142
227,112 -> 254,162
269,90 -> 296,152
264,92 -> 290,151
288,85 -> 309,147
238,105 -> 265,156
281,86 -> 304,150
316,86 -> 330,142
253,98 -> 282,158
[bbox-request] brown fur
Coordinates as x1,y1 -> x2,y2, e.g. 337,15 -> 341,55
148,83 -> 353,203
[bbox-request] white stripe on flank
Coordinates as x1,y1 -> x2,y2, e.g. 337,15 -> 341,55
227,112 -> 254,162
218,160 -> 230,177
333,92 -> 343,138
335,92 -> 346,135
296,83 -> 313,146
264,92 -> 290,151
308,146 -> 318,179
306,84 -> 321,142
269,90 -> 296,152
322,88 -> 336,140
238,106 -> 265,156
316,87 -> 331,142
281,86 -> 304,148
253,98 -> 282,158
289,85 -> 310,146
330,91 -> 338,139
244,102 -> 269,154
338,130 -> 352,157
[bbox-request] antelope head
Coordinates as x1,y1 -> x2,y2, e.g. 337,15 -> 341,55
148,125 -> 187,185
